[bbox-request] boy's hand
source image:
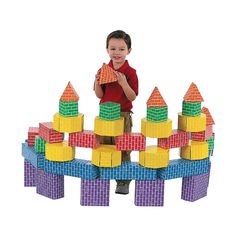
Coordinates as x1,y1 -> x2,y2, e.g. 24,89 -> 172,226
115,72 -> 128,87
95,69 -> 101,84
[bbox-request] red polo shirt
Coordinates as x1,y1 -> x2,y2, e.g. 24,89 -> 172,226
100,60 -> 139,112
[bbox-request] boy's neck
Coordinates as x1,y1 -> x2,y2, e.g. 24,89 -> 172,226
112,60 -> 126,70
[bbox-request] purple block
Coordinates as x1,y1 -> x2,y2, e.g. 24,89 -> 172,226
80,179 -> 110,206
24,160 -> 36,187
36,169 -> 64,199
181,171 -> 210,202
135,180 -> 165,206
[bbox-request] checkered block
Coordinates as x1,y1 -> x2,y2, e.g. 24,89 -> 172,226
80,179 -> 110,206
158,129 -> 189,149
99,161 -> 157,180
191,125 -> 213,141
135,180 -> 165,206
68,130 -> 100,148
39,122 -> 64,143
182,101 -> 201,117
115,133 -> 146,151
181,170 -> 210,202
24,159 -> 36,187
157,158 -> 210,180
36,169 -> 64,199
28,127 -> 39,146
99,102 -> 120,120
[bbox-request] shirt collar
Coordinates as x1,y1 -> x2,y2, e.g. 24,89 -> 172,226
108,60 -> 129,73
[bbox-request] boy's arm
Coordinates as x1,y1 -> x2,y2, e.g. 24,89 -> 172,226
94,74 -> 104,99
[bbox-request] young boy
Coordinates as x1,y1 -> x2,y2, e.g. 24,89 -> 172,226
94,30 -> 139,194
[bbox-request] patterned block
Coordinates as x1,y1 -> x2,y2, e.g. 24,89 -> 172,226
59,101 -> 78,117
24,159 -> 36,187
139,146 -> 169,169
178,113 -> 206,132
68,130 -> 100,148
99,102 -> 120,120
36,169 -> 64,199
180,141 -> 208,160
28,127 -> 39,146
80,179 -> 110,206
39,122 -> 64,143
115,133 -> 146,151
53,113 -> 84,133
207,134 -> 215,152
98,63 -> 117,85
141,118 -> 172,138
158,129 -> 189,149
182,101 -> 201,117
191,125 -> 213,141
135,180 -> 164,206
157,158 -> 210,180
35,136 -> 46,153
146,106 -> 168,122
94,116 -> 124,136
181,171 -> 210,202
99,161 -> 157,180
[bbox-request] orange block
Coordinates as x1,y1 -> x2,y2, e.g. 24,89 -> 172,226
98,63 -> 118,85
183,82 -> 204,102
201,107 -> 215,125
146,87 -> 167,107
60,82 -> 79,102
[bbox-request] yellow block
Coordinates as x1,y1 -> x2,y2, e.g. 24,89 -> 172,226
94,116 -> 124,136
53,113 -> 84,133
92,145 -> 122,167
139,146 -> 169,168
180,140 -> 208,160
178,113 -> 206,132
141,118 -> 172,138
45,141 -> 75,162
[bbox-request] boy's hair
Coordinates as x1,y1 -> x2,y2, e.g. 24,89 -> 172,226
106,30 -> 131,49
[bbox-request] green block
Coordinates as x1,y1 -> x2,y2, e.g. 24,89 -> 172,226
182,101 -> 201,116
146,106 -> 168,122
59,101 -> 78,117
207,136 -> 215,151
35,136 -> 46,153
99,102 -> 120,120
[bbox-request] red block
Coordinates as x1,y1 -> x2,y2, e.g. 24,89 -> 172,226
68,130 -> 100,148
39,122 -> 64,143
191,125 -> 213,141
115,133 -> 146,151
28,127 -> 39,146
158,129 -> 189,149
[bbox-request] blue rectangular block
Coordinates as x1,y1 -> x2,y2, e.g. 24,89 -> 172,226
99,162 -> 157,180
157,158 -> 210,180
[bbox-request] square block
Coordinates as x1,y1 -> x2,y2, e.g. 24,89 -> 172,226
99,102 -> 120,120
59,101 -> 78,117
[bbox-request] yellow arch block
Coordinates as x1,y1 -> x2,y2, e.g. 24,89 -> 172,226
180,141 -> 208,160
141,118 -> 172,138
139,146 -> 169,168
45,141 -> 75,162
53,113 -> 84,133
94,116 -> 124,136
178,113 -> 206,132
92,145 -> 121,167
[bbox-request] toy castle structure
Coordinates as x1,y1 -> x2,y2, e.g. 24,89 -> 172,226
22,80 -> 215,206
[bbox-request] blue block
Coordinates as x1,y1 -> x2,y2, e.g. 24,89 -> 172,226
157,158 -> 210,180
99,162 -> 157,180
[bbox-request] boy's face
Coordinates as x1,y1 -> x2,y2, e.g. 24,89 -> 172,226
107,38 -> 131,65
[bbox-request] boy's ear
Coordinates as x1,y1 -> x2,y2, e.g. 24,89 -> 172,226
128,48 -> 132,54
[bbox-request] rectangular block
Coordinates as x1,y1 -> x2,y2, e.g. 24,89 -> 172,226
191,125 -> 213,141
115,133 -> 146,151
135,180 -> 164,206
158,129 -> 189,149
28,127 -> 39,146
182,101 -> 201,117
39,122 -> 64,143
35,136 -> 46,153
80,179 -> 110,206
24,159 -> 36,187
68,130 -> 100,148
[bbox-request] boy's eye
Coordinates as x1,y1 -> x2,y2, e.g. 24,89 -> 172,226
110,48 -> 116,50
120,48 -> 125,51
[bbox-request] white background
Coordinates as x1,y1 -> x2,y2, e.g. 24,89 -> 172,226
0,0 -> 235,235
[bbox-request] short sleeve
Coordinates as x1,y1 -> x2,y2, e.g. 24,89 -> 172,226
128,70 -> 139,96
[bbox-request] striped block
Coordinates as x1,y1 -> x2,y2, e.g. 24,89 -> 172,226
24,159 -> 36,187
157,158 -> 210,180
28,127 -> 39,146
35,136 -> 46,153
146,106 -> 168,122
115,133 -> 146,151
39,122 -> 64,143
180,141 -> 208,160
99,102 -> 120,120
80,179 -> 110,206
68,130 -> 100,148
158,129 -> 189,149
53,113 -> 84,133
182,101 -> 201,117
59,101 -> 78,117
99,161 -> 157,180
135,180 -> 164,206
141,118 -> 172,138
